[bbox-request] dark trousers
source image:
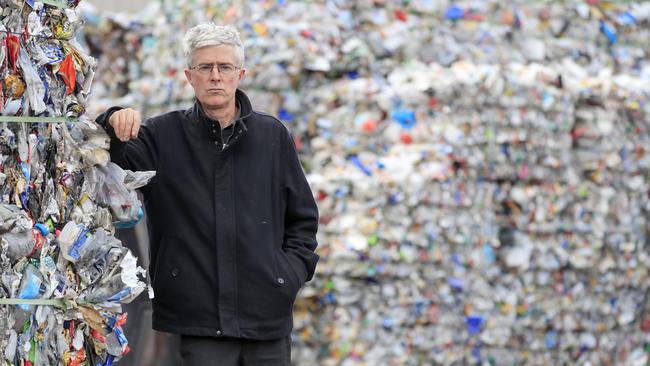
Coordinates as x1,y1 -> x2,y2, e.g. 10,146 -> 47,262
180,335 -> 291,366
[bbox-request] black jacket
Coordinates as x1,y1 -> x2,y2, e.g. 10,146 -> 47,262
96,89 -> 319,340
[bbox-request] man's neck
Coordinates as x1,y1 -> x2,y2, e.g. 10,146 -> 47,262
204,103 -> 237,129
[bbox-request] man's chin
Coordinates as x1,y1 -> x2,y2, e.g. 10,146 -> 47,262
199,98 -> 228,110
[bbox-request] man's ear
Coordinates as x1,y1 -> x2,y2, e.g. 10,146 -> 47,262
184,69 -> 193,86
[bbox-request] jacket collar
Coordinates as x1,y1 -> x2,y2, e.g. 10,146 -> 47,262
191,89 -> 252,149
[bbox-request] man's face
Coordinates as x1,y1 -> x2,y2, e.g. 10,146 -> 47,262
184,45 -> 245,111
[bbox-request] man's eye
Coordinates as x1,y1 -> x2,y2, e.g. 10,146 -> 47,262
220,65 -> 234,72
199,65 -> 213,72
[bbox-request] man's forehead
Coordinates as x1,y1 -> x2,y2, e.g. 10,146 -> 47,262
193,45 -> 235,57
192,47 -> 237,65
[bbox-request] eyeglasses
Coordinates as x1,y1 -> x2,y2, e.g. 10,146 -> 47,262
190,63 -> 241,76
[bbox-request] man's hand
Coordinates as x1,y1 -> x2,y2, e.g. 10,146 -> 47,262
109,108 -> 141,141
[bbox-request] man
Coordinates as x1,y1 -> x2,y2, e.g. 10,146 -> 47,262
95,23 -> 319,366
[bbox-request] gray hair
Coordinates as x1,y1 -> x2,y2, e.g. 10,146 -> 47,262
182,23 -> 245,68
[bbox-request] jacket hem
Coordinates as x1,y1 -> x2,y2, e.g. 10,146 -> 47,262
153,320 -> 292,340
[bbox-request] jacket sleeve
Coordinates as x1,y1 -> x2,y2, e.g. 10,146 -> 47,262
95,106 -> 159,173
281,129 -> 319,283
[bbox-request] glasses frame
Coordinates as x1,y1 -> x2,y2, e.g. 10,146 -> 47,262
190,63 -> 242,77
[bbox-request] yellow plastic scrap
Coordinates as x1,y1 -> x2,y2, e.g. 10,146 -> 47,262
4,73 -> 26,98
600,2 -> 619,11
627,100 -> 640,110
590,6 -> 604,20
53,18 -> 74,40
14,177 -> 26,209
78,306 -> 106,333
253,23 -> 268,37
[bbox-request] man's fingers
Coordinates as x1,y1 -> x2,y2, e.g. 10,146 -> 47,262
129,110 -> 141,138
111,111 -> 126,140
118,113 -> 128,141
131,117 -> 141,138
109,109 -> 141,141
122,113 -> 133,141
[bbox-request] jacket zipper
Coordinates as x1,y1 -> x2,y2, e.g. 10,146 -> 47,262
230,151 -> 239,334
220,121 -> 238,150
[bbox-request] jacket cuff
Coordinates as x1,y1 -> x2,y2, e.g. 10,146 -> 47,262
288,250 -> 319,283
96,106 -> 125,140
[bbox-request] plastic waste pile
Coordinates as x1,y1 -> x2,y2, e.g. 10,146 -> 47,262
0,1 -> 152,365
76,3 -> 148,119
81,0 -> 650,365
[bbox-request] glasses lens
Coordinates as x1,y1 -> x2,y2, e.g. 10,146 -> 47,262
198,65 -> 213,74
194,64 -> 238,76
218,65 -> 236,75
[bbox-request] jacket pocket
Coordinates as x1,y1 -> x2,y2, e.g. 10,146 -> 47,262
151,236 -> 176,292
272,250 -> 301,293
151,237 -> 169,288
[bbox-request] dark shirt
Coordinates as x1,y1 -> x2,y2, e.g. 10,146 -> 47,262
203,102 -> 241,150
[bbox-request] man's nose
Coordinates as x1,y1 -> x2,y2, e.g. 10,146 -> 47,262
209,68 -> 222,80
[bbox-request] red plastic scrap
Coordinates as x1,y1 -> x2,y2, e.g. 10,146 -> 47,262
67,348 -> 87,366
115,313 -> 128,328
59,54 -> 76,95
394,9 -> 408,22
91,328 -> 106,343
6,34 -> 20,73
